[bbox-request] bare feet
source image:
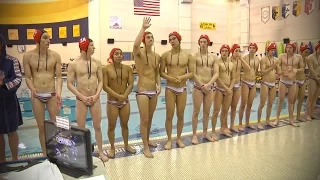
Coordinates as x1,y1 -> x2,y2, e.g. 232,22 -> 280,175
311,115 -> 320,119
265,121 -> 276,128
306,116 -> 312,121
107,149 -> 115,158
238,125 -> 245,132
289,120 -> 299,127
125,146 -> 137,154
272,120 -> 279,126
192,135 -> 199,144
246,124 -> 256,130
99,152 -> 109,162
296,117 -> 306,122
164,141 -> 172,150
143,148 -> 154,158
220,129 -> 232,137
148,141 -> 158,147
203,134 -> 215,142
257,123 -> 264,130
12,157 -> 18,161
230,126 -> 240,133
211,133 -> 219,141
176,139 -> 185,148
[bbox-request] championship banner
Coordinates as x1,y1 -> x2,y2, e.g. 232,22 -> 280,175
272,6 -> 280,20
293,0 -> 302,17
282,3 -> 290,18
305,0 -> 315,15
261,6 -> 270,24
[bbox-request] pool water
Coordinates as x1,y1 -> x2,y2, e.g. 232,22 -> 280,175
4,77 -> 297,156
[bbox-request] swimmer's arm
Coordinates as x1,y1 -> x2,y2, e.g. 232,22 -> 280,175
216,78 -> 229,90
229,65 -> 236,89
3,58 -> 22,92
160,53 -> 171,80
95,61 -> 103,96
133,27 -> 146,56
260,58 -> 274,76
123,67 -> 134,97
66,63 -> 83,98
55,53 -> 63,96
193,56 -> 203,85
208,60 -> 219,85
239,57 -> 251,72
295,55 -> 305,73
23,53 -> 36,91
178,54 -> 194,80
306,56 -> 317,78
102,67 -> 123,99
156,55 -> 161,86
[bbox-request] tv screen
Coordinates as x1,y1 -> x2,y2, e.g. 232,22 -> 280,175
44,121 -> 93,175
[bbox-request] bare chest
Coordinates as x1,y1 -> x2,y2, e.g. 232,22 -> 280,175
196,55 -> 214,68
280,55 -> 299,68
107,66 -> 128,83
166,53 -> 188,67
75,61 -> 98,77
30,54 -> 56,72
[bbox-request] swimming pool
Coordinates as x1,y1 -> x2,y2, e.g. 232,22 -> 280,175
4,77 -> 296,157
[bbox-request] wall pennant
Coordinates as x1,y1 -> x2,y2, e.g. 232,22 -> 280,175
261,6 -> 270,24
293,0 -> 302,17
282,3 -> 290,18
272,6 -> 280,20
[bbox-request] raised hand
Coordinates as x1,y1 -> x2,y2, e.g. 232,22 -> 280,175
142,17 -> 151,29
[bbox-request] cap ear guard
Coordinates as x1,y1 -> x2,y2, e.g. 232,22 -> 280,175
33,29 -> 47,44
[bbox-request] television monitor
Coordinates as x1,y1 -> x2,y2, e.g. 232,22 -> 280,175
44,120 -> 95,178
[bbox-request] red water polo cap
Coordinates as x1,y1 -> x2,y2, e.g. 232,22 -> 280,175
231,44 -> 240,54
109,48 -> 122,60
248,42 -> 258,51
198,34 -> 210,45
33,29 -> 47,44
169,31 -> 182,42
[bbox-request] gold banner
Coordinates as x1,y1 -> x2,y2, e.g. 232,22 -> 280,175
59,27 -> 67,39
27,29 -> 35,40
8,29 -> 19,40
73,24 -> 80,37
199,22 -> 216,30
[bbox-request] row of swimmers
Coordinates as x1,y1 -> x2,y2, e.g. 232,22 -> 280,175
1,17 -> 319,163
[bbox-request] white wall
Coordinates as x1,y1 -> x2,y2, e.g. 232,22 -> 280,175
191,0 -> 241,53
249,0 -> 320,53
99,0 -> 179,62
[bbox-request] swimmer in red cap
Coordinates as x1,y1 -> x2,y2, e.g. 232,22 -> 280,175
273,42 -> 304,127
211,44 -> 235,139
160,31 -> 194,149
102,48 -> 136,158
22,29 -> 62,156
306,42 -> 320,121
132,17 -> 161,158
238,42 -> 260,131
67,37 -> 108,162
191,34 -> 219,144
229,44 -> 251,133
294,44 -> 310,122
257,43 -> 280,129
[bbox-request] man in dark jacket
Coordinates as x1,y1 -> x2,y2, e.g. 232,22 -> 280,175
0,34 -> 23,163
